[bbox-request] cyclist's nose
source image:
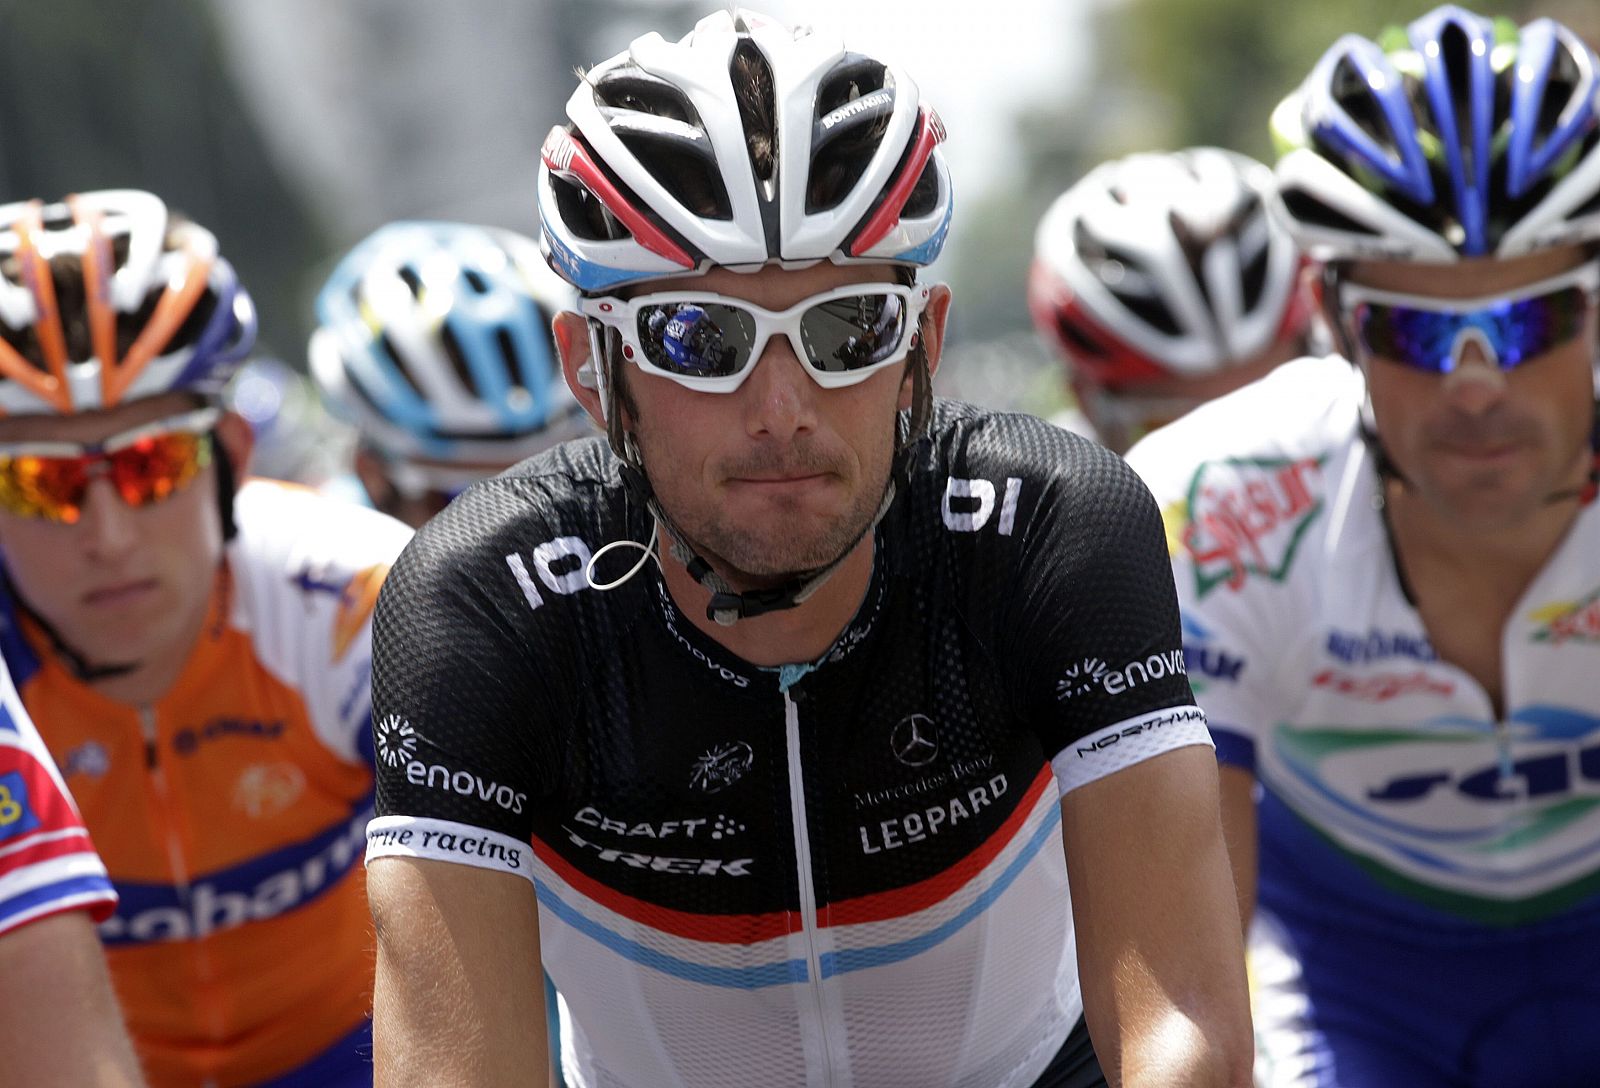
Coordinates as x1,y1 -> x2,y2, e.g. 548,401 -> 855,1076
742,334 -> 818,441
1442,338 -> 1507,416
78,478 -> 140,561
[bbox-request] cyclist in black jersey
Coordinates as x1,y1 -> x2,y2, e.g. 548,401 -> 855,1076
363,10 -> 1251,1087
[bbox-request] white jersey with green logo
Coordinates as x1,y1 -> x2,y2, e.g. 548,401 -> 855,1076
1128,355 -> 1600,933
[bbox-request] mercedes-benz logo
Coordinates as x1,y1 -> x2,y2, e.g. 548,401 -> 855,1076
890,714 -> 939,767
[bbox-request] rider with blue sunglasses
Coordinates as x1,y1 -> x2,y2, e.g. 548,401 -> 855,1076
1127,7 -> 1600,1086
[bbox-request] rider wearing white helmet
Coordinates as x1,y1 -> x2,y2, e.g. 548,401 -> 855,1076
366,9 -> 1250,1088
311,220 -> 590,526
1030,147 -> 1312,453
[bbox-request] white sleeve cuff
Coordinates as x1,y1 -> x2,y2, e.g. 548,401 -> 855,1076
365,815 -> 534,884
1051,706 -> 1213,795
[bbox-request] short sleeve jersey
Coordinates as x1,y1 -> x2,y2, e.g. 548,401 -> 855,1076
1127,356 -> 1600,938
2,480 -> 412,1086
367,400 -> 1209,1088
0,657 -> 115,938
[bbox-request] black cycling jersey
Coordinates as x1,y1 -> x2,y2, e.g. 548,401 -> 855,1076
367,399 -> 1207,1088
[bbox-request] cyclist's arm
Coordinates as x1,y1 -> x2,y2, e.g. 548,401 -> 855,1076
1063,746 -> 1251,1088
369,858 -> 548,1088
1217,764 -> 1258,933
0,911 -> 147,1087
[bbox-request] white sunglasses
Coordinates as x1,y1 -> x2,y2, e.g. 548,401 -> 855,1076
580,281 -> 936,393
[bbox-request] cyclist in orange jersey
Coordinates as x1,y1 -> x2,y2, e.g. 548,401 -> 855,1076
0,189 -> 411,1086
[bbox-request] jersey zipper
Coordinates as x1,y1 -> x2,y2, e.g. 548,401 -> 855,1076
782,688 -> 835,1088
141,707 -> 225,1052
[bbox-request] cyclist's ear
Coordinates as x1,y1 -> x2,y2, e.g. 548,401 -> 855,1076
554,311 -> 606,428
215,410 -> 255,485
899,284 -> 951,411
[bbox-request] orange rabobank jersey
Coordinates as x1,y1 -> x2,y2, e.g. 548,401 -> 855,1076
0,480 -> 412,1087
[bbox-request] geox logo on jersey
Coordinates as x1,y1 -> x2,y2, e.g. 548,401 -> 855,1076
1528,586 -> 1600,645
1174,457 -> 1324,598
99,811 -> 366,944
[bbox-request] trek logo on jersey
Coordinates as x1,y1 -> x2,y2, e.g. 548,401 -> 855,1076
1528,586 -> 1600,645
941,475 -> 1023,535
572,805 -> 745,841
0,771 -> 40,841
375,714 -> 419,768
562,824 -> 753,877
1169,456 -> 1324,597
1313,669 -> 1454,702
690,742 -> 754,794
859,774 -> 1009,854
1325,628 -> 1436,664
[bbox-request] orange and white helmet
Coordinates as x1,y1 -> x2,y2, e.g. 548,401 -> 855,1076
0,188 -> 255,415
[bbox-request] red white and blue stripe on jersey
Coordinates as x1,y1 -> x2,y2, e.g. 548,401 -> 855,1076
527,765 -> 1061,990
0,696 -> 115,938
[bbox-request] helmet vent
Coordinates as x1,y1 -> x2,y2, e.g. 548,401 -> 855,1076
808,54 -> 893,214
902,160 -> 939,219
438,324 -> 477,395
731,38 -> 778,187
398,266 -> 424,298
463,269 -> 491,294
376,332 -> 425,400
1280,186 -> 1380,237
1330,55 -> 1399,154
1054,313 -> 1106,359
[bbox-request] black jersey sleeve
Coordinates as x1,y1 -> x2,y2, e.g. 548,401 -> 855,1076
980,417 -> 1207,790
369,479 -> 565,844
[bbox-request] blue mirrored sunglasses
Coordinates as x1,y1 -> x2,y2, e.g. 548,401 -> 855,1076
1339,263 -> 1599,373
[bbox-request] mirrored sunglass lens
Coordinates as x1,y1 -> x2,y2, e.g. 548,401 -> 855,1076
0,455 -> 89,522
1357,304 -> 1457,371
1358,286 -> 1589,372
637,302 -> 756,378
1488,287 -> 1587,367
109,432 -> 211,507
799,293 -> 906,372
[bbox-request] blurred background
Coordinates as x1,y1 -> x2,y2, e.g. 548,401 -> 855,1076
6,0 -> 1596,467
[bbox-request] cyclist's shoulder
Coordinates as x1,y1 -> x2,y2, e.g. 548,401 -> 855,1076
917,397 -> 1135,497
1126,355 -> 1362,503
383,436 -> 633,622
231,478 -> 413,587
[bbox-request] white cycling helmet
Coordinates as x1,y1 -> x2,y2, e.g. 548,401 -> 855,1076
537,7 -> 953,293
310,221 -> 587,466
1029,147 -> 1308,391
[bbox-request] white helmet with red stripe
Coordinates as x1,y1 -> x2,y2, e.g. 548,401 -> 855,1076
537,7 -> 953,293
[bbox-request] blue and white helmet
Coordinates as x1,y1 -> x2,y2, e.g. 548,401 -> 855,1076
537,8 -> 953,292
1271,5 -> 1600,261
310,221 -> 586,465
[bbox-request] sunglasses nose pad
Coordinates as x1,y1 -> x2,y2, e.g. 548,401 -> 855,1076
1444,326 -> 1507,394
